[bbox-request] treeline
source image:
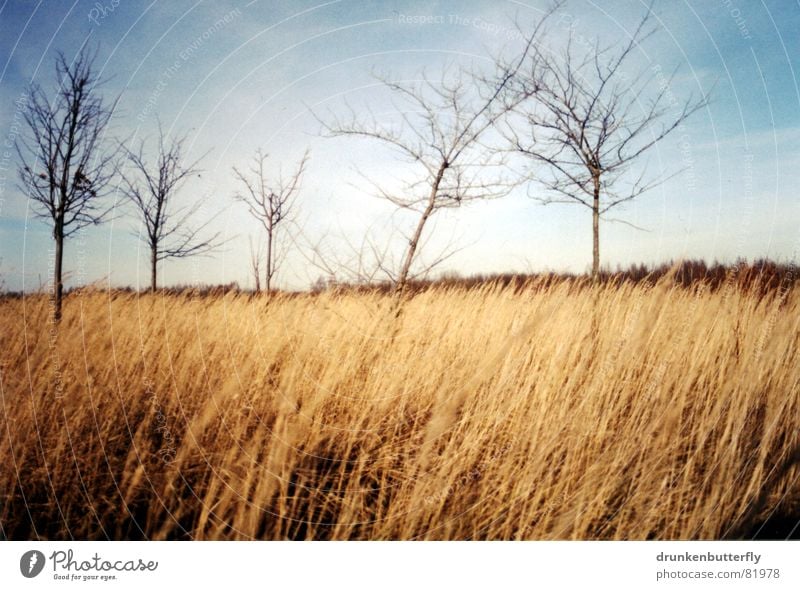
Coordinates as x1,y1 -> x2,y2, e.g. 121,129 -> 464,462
12,2 -> 722,320
308,258 -> 800,296
3,259 -> 793,300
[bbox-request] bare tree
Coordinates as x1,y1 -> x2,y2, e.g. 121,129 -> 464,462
318,78 -> 514,291
119,126 -> 221,291
503,3 -> 708,280
248,234 -> 262,292
16,47 -> 119,320
232,149 -> 308,292
314,9 -> 564,294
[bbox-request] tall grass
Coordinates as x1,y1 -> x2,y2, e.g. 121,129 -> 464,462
1,276 -> 799,539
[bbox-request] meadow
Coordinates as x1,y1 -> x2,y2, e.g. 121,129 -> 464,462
1,270 -> 799,540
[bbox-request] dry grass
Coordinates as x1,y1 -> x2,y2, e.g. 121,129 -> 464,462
1,276 -> 799,540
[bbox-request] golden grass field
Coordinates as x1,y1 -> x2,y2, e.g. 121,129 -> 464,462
1,276 -> 799,540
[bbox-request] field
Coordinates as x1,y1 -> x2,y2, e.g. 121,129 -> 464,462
1,274 -> 799,540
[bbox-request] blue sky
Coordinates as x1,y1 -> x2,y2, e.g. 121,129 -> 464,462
0,0 -> 798,291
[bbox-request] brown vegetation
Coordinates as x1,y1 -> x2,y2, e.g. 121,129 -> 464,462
1,271 -> 799,540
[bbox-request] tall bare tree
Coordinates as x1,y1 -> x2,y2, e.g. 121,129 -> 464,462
232,149 -> 308,292
503,3 -> 708,280
318,62 -> 539,292
16,47 -> 119,320
314,8 -> 561,294
120,126 -> 220,291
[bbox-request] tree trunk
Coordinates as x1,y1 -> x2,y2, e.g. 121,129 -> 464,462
53,229 -> 64,322
253,265 -> 261,293
150,247 -> 158,293
265,228 -> 273,292
592,177 -> 600,282
395,163 -> 447,294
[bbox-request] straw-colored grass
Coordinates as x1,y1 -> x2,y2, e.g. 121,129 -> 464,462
1,277 -> 799,539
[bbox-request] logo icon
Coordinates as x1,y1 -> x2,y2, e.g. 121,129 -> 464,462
20,550 -> 46,578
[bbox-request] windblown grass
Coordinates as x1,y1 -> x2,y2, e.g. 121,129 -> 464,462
1,276 -> 799,539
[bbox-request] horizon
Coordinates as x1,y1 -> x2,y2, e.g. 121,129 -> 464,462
1,257 -> 795,296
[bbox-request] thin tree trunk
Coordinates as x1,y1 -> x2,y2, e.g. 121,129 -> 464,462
53,229 -> 64,322
252,260 -> 261,293
150,247 -> 157,293
395,163 -> 447,294
590,177 -> 602,345
592,177 -> 600,282
265,228 -> 273,292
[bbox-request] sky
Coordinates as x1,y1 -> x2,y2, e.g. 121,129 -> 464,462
0,0 -> 799,292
